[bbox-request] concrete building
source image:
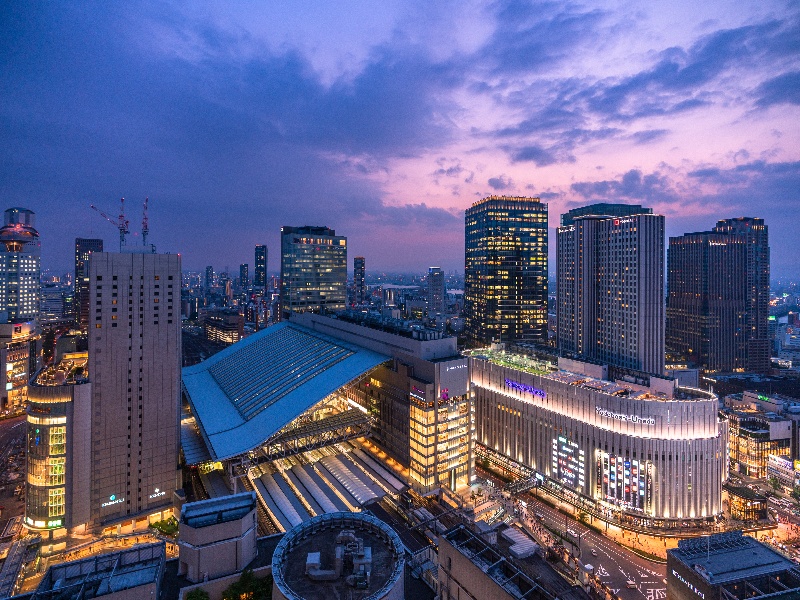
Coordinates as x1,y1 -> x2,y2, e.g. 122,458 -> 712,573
75,237 -> 103,330
0,207 -> 40,322
354,256 -> 366,306
88,251 -> 181,533
239,263 -> 249,288
667,531 -> 800,600
470,351 -> 726,526
177,492 -> 258,583
427,266 -> 445,315
25,352 -> 91,553
280,226 -> 347,320
271,512 -> 405,600
439,525 -> 590,600
254,244 -> 267,288
557,203 -> 665,376
725,408 -> 791,478
464,196 -> 548,346
667,218 -> 771,373
31,542 -> 166,600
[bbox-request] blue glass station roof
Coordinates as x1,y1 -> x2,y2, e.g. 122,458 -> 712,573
182,321 -> 389,461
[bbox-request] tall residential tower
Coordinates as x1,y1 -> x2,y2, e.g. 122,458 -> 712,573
427,266 -> 445,315
557,203 -> 665,376
464,196 -> 548,346
254,244 -> 267,288
0,208 -> 40,321
353,256 -> 365,306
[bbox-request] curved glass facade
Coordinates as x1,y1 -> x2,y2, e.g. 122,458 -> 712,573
25,410 -> 68,530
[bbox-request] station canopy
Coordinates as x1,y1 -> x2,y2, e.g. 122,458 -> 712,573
182,321 -> 389,462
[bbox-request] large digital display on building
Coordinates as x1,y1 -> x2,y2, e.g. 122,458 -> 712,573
596,450 -> 652,513
551,436 -> 585,490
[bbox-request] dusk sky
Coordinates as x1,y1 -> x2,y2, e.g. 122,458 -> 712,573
1,1 -> 798,276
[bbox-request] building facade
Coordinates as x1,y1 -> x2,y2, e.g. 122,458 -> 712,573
87,251 -> 181,533
254,244 -> 267,288
464,196 -> 548,346
667,218 -> 770,373
0,320 -> 39,410
427,266 -> 445,315
557,204 -> 665,376
75,238 -> 103,330
25,352 -> 91,552
239,263 -> 249,289
353,256 -> 366,306
280,226 -> 347,320
471,355 -> 727,524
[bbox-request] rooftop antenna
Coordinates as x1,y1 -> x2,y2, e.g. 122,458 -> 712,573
90,198 -> 130,251
142,197 -> 149,247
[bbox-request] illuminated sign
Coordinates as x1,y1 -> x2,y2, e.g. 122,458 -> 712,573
598,450 -> 651,513
596,406 -> 655,426
672,569 -> 705,599
149,488 -> 166,499
613,218 -> 635,226
505,379 -> 546,399
47,519 -> 62,528
101,494 -> 125,508
551,436 -> 585,490
446,363 -> 467,372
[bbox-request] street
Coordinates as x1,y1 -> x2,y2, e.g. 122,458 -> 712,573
0,415 -> 27,532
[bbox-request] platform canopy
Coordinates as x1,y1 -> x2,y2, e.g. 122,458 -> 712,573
182,321 -> 389,461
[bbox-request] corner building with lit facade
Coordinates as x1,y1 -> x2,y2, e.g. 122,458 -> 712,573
464,196 -> 548,346
471,354 -> 727,525
25,352 -> 91,553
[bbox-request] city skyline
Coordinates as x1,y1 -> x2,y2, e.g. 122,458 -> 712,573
1,1 -> 798,275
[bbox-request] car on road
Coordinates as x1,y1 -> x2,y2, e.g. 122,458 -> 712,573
591,549 -> 598,556
626,580 -> 637,588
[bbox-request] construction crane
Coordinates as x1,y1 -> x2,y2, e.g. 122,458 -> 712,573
142,197 -> 149,248
90,198 -> 129,251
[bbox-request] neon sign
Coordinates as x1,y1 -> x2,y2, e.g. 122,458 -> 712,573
149,488 -> 166,499
505,379 -> 546,399
596,406 -> 655,425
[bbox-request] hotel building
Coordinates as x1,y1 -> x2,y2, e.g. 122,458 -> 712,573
88,251 -> 181,533
557,204 -> 665,376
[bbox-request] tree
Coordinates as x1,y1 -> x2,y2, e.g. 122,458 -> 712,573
792,487 -> 800,502
186,590 -> 210,600
769,477 -> 781,492
222,570 -> 273,600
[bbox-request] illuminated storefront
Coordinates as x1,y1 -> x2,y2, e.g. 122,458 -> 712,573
472,354 -> 727,523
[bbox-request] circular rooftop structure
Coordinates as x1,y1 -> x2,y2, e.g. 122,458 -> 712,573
272,512 -> 405,600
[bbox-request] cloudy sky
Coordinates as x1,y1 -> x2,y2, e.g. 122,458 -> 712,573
1,1 -> 798,275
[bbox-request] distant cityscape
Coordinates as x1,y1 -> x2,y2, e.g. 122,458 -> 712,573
0,196 -> 797,600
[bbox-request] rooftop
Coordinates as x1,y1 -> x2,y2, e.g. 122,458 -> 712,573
31,542 -> 165,599
32,352 -> 89,387
180,492 -> 256,529
670,531 -> 798,585
182,321 -> 389,461
272,512 -> 404,600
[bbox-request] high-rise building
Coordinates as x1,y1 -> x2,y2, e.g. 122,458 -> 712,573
87,252 -> 181,533
353,256 -> 365,306
254,244 -> 267,288
204,265 -> 214,290
427,266 -> 445,315
279,226 -> 347,320
557,203 -> 664,376
239,263 -> 249,288
667,217 -> 770,373
0,207 -> 40,322
464,196 -> 548,346
75,238 -> 103,329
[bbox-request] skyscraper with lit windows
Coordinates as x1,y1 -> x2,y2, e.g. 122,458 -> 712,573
75,238 -> 103,329
464,196 -> 548,346
254,244 -> 267,288
280,226 -> 347,320
353,256 -> 365,305
557,203 -> 665,376
0,207 -> 40,321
